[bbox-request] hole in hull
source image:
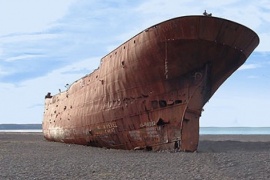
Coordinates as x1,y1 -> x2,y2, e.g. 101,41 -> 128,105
157,118 -> 169,126
159,100 -> 167,107
145,146 -> 152,151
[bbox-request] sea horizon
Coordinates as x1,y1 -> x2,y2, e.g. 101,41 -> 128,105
200,127 -> 270,135
0,127 -> 270,134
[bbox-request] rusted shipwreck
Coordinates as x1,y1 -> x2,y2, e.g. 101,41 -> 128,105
43,15 -> 259,152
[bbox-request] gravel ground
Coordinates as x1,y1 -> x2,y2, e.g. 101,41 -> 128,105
0,133 -> 270,180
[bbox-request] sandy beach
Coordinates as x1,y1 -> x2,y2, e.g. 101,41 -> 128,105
0,133 -> 269,179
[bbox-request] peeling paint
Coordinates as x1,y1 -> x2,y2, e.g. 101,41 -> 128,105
42,16 -> 259,152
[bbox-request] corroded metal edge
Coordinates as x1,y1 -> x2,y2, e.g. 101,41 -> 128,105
42,15 -> 259,152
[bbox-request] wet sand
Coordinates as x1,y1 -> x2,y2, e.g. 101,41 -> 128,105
0,133 -> 270,179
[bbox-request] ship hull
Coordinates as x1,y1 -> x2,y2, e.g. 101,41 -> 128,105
42,16 -> 259,151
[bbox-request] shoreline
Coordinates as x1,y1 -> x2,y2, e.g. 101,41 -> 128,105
2,132 -> 270,140
2,126 -> 270,134
1,133 -> 269,179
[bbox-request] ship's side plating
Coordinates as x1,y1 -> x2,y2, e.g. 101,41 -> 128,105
43,16 -> 259,151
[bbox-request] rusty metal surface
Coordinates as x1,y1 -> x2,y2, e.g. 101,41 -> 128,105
42,15 -> 259,152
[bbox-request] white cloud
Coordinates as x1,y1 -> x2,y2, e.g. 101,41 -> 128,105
135,1 -> 201,27
25,56 -> 100,96
0,0 -> 76,36
5,54 -> 45,62
247,75 -> 259,79
238,63 -> 261,70
0,0 -> 270,127
0,56 -> 100,124
0,33 -> 60,44
0,66 -> 12,76
201,84 -> 270,127
135,0 -> 270,53
256,33 -> 270,52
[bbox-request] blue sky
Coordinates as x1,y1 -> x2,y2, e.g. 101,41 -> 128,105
0,0 -> 269,127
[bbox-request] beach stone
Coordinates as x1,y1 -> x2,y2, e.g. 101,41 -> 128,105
0,133 -> 270,179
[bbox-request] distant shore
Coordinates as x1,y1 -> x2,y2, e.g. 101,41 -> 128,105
0,124 -> 41,130
1,126 -> 270,134
0,132 -> 269,179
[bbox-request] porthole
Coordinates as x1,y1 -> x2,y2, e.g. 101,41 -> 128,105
151,100 -> 159,109
159,100 -> 167,107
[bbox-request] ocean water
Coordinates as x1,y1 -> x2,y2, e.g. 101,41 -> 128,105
0,129 -> 42,132
0,127 -> 269,134
200,127 -> 270,135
